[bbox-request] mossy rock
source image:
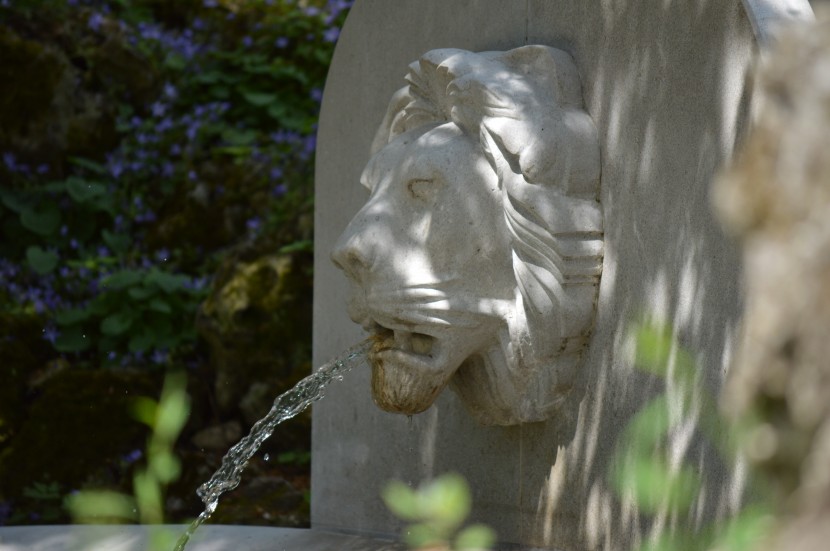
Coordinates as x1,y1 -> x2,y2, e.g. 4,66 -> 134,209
0,369 -> 159,500
197,251 -> 312,449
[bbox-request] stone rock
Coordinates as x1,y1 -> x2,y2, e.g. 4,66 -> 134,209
190,421 -> 243,451
715,13 -> 830,550
330,46 -> 602,426
197,251 -> 312,446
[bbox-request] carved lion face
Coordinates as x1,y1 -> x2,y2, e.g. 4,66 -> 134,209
331,46 -> 603,425
332,123 -> 515,415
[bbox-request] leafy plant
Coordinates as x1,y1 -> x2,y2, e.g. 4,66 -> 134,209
612,323 -> 774,551
66,371 -> 190,549
383,473 -> 496,551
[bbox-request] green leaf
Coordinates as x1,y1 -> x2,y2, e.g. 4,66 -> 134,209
128,286 -> 156,300
128,332 -> 155,352
149,450 -> 181,484
101,311 -> 134,336
102,230 -> 131,254
67,156 -> 106,175
26,246 -> 59,275
65,490 -> 137,523
54,325 -> 91,352
455,524 -> 497,550
164,53 -> 186,71
421,473 -> 470,529
20,204 -> 61,235
715,506 -> 774,551
613,455 -> 700,515
55,308 -> 90,325
632,323 -> 697,384
382,481 -> 421,521
402,522 -> 442,550
148,298 -> 171,314
278,240 -> 313,254
146,270 -> 188,293
242,91 -> 277,107
0,189 -> 29,213
130,396 -> 157,426
221,128 -> 258,146
156,373 -> 190,441
102,270 -> 143,290
66,177 -> 107,203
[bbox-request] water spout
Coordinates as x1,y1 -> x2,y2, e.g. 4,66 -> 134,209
174,339 -> 372,551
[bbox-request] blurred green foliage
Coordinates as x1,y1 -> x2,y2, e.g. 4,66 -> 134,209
66,371 -> 190,549
0,0 -> 350,527
0,0 -> 348,366
614,323 -> 774,551
383,473 -> 496,551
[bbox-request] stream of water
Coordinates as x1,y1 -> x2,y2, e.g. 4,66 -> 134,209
173,338 -> 372,551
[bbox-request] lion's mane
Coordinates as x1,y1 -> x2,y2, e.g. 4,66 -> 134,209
372,46 -> 603,424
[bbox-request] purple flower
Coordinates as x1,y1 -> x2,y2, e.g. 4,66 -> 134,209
163,83 -> 177,99
122,449 -> 143,464
155,248 -> 169,262
269,166 -> 283,180
310,88 -> 323,102
246,217 -> 262,233
69,238 -> 79,250
323,27 -> 340,42
151,101 -> 166,118
275,37 -> 289,49
107,351 -> 117,361
203,0 -> 218,7
108,156 -> 125,179
151,349 -> 168,364
304,6 -> 320,16
170,144 -> 182,156
161,162 -> 175,178
42,325 -> 59,344
0,500 -> 12,526
88,12 -> 105,32
36,163 -> 49,175
60,225 -> 68,236
272,183 -> 287,197
59,266 -> 71,278
2,152 -> 16,171
242,35 -> 254,48
186,122 -> 201,141
188,170 -> 197,181
97,246 -> 110,257
156,117 -> 173,133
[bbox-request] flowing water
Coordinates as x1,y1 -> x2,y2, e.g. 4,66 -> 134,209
173,339 -> 372,551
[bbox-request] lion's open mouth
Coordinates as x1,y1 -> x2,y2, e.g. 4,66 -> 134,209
369,322 -> 436,358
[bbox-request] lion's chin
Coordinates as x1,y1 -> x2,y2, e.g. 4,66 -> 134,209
368,327 -> 454,415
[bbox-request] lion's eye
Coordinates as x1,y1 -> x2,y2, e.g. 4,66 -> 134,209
407,178 -> 437,201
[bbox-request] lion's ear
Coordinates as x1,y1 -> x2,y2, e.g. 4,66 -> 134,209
370,87 -> 412,155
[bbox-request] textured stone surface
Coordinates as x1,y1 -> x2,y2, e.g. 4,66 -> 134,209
715,14 -> 830,551
0,525 -> 405,551
330,46 -> 602,426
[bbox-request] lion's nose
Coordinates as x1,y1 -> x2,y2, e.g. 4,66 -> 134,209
331,225 -> 373,280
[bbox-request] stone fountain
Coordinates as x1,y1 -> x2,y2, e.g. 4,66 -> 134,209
0,1 -> 813,550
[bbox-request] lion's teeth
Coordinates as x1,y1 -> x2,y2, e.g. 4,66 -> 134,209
394,330 -> 413,351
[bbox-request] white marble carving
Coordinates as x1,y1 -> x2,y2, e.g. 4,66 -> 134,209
331,46 -> 603,425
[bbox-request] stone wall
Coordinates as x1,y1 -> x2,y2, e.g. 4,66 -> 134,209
313,1 -> 757,549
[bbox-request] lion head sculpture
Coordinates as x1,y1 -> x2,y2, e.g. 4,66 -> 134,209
331,45 -> 603,425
